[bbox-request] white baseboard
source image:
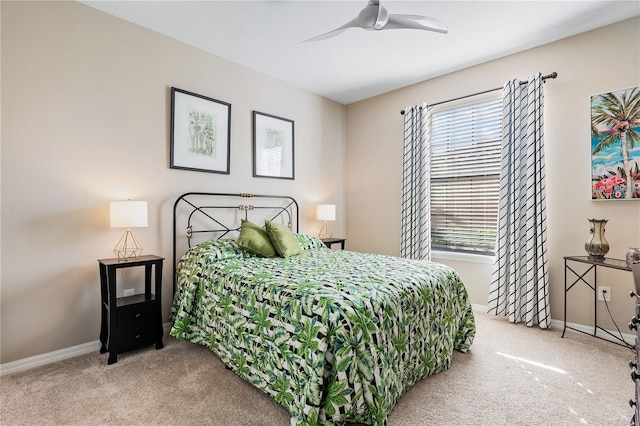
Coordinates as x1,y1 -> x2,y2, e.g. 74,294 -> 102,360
471,303 -> 488,312
473,303 -> 635,346
0,322 -> 174,377
550,318 -> 635,347
0,340 -> 100,377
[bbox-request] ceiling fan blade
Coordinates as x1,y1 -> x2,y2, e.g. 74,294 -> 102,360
385,14 -> 448,34
304,0 -> 383,42
303,26 -> 350,42
303,9 -> 375,43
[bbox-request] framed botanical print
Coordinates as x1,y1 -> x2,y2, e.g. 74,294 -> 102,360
170,87 -> 231,174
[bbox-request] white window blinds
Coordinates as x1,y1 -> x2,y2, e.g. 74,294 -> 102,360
430,96 -> 501,254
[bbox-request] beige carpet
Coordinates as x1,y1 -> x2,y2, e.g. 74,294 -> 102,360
0,311 -> 634,425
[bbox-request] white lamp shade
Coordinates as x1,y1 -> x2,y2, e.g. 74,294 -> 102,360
316,204 -> 336,221
110,201 -> 148,228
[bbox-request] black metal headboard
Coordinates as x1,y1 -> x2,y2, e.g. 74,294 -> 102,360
172,192 -> 299,292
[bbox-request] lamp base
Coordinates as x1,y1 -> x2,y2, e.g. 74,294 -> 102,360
318,221 -> 332,240
114,229 -> 143,261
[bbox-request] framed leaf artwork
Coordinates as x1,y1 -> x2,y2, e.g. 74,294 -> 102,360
170,87 -> 231,174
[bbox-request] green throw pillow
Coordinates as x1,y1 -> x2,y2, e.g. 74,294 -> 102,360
237,219 -> 276,258
265,220 -> 303,258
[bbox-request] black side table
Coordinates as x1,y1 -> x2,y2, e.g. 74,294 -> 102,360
562,255 -> 632,348
98,255 -> 164,364
322,238 -> 346,250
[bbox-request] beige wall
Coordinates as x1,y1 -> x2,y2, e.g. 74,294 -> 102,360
1,1 -> 346,363
346,17 -> 640,331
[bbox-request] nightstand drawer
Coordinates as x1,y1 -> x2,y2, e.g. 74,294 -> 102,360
116,328 -> 155,353
117,302 -> 156,330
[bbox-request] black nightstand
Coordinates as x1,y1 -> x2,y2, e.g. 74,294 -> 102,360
98,255 -> 164,364
321,238 -> 346,250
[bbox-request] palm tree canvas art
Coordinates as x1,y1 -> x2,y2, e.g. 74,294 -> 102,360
591,86 -> 640,199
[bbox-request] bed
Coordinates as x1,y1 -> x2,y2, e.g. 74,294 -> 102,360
170,193 -> 475,426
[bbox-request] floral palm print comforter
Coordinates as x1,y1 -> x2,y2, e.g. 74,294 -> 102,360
170,236 -> 475,425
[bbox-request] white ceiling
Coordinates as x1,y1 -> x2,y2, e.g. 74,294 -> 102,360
81,0 -> 640,105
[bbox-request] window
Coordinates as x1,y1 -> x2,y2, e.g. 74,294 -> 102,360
430,96 -> 501,255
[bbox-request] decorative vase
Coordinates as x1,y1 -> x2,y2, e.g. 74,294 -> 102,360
585,218 -> 609,260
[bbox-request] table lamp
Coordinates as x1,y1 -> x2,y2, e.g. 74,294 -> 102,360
110,200 -> 148,261
316,204 -> 336,240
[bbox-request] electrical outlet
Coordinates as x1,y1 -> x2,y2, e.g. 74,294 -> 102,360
597,286 -> 611,302
123,288 -> 135,297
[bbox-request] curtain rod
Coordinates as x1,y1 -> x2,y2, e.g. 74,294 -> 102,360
400,72 -> 557,115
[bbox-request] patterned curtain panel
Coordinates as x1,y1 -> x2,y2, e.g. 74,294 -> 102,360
487,74 -> 551,328
401,104 -> 431,261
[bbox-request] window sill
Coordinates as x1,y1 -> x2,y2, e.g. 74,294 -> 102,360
432,250 -> 495,265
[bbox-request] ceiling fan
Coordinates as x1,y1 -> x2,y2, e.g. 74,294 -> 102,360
304,0 -> 448,42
